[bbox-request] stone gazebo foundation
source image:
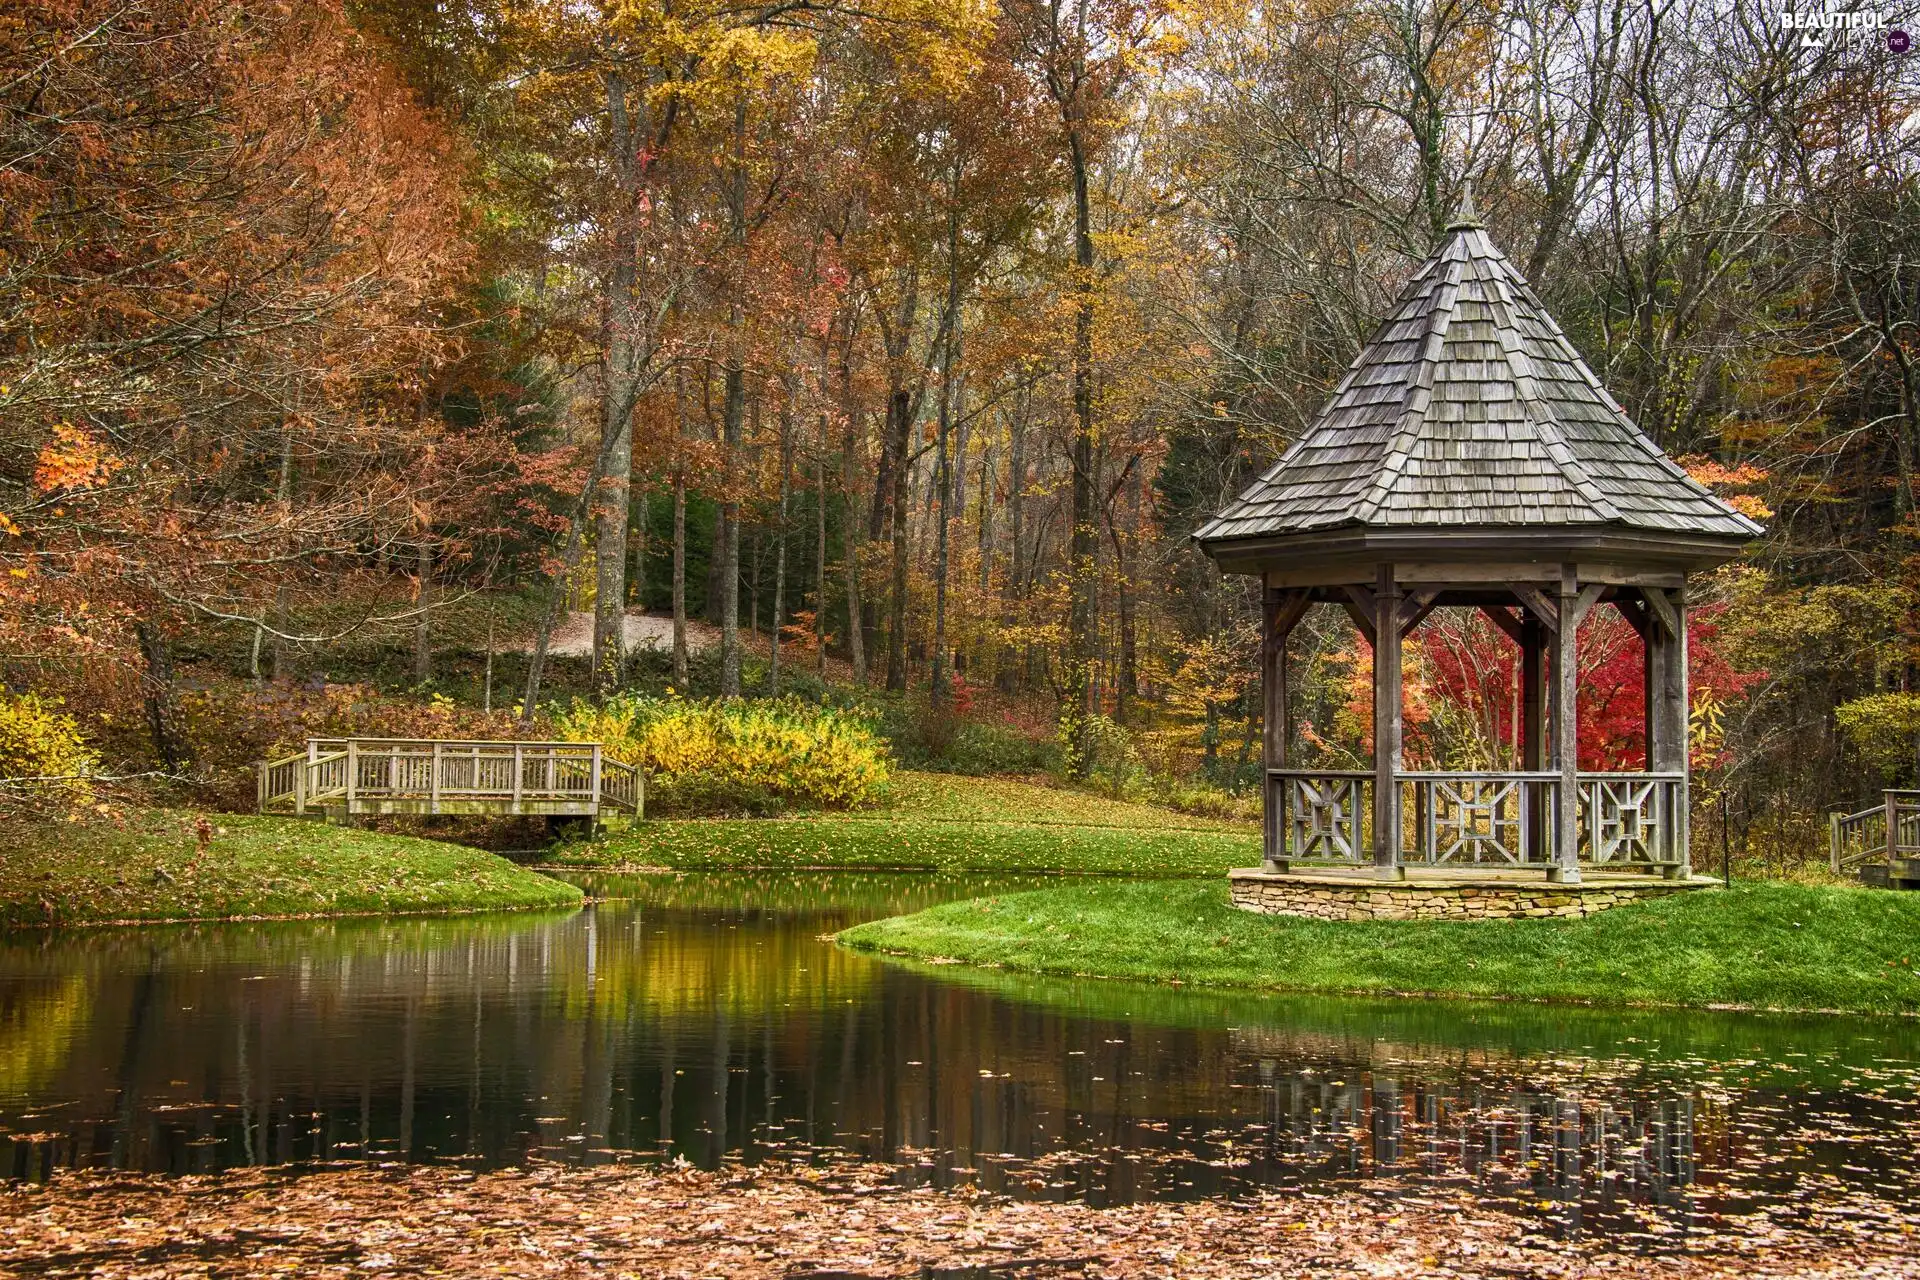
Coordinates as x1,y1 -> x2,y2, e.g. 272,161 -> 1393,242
1228,866 -> 1713,921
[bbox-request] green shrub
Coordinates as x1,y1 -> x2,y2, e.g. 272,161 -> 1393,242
1837,692 -> 1920,784
942,720 -> 1058,775
1153,776 -> 1260,823
0,689 -> 96,812
553,695 -> 891,815
1080,714 -> 1146,796
877,697 -> 1057,776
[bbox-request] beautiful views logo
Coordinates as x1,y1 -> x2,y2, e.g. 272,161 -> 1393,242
1781,2 -> 1910,50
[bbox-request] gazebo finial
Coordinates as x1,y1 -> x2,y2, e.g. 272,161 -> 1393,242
1447,177 -> 1482,230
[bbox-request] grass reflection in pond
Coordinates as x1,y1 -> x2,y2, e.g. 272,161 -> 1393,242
866,952 -> 1920,1087
558,868 -> 1062,916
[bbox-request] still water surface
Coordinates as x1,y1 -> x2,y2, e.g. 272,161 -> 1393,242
4,870 -> 1920,1244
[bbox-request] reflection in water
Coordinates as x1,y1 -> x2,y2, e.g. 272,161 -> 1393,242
3,870 -> 1919,1246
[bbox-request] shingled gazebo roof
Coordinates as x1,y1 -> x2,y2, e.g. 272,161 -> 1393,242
1195,204 -> 1761,571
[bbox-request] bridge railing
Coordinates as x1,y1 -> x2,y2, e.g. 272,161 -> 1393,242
599,759 -> 643,815
1831,790 -> 1920,873
259,738 -> 642,817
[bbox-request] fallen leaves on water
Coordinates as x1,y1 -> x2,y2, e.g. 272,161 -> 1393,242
4,1159 -> 1917,1279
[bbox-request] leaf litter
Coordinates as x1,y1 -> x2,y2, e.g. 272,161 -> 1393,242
5,1157 -> 1918,1279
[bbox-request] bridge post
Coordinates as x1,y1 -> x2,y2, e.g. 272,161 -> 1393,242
590,746 -> 603,821
512,743 -> 524,811
346,740 -> 358,815
430,740 -> 443,816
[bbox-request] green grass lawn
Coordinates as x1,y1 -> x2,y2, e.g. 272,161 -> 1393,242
550,771 -> 1261,876
837,878 -> 1920,1015
868,774 -> 1250,830
0,809 -> 582,927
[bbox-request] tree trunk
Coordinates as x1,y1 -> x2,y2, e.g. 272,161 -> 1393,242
951,403 -> 969,526
704,506 -> 725,624
931,174 -> 963,708
631,489 -> 650,609
771,408 -> 791,694
593,69 -> 645,692
520,526 -> 584,724
750,525 -> 762,648
1108,522 -> 1134,724
412,536 -> 433,685
1007,404 -> 1026,597
672,468 -> 689,688
134,622 -> 185,773
483,604 -> 495,714
977,428 -> 994,592
874,275 -> 918,690
523,451 -> 609,723
718,95 -> 748,698
719,368 -> 744,695
270,422 -> 294,681
842,411 -> 868,686
1063,123 -> 1098,776
815,416 -> 829,675
887,419 -> 911,692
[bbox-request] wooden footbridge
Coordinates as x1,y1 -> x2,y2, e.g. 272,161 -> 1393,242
257,738 -> 642,823
1831,789 -> 1920,887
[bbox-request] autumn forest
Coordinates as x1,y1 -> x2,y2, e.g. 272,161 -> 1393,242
4,0 -> 1920,864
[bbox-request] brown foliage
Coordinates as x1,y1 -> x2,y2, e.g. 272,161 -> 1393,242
172,683 -> 534,809
0,0 -> 488,719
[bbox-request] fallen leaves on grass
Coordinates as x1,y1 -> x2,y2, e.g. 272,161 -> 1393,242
3,1159 -> 1914,1279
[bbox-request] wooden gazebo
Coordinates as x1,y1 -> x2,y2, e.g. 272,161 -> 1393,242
1196,198 -> 1759,905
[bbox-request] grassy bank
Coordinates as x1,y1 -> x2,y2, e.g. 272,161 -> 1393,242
839,878 -> 1920,1015
550,772 -> 1260,876
0,808 -> 581,927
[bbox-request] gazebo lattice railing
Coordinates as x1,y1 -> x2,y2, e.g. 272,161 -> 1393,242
1270,769 -> 1686,872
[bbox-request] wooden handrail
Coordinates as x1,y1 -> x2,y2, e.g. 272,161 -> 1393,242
257,737 -> 641,820
305,736 -> 595,750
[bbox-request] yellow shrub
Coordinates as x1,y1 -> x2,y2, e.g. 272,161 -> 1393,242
0,688 -> 96,812
553,696 -> 890,812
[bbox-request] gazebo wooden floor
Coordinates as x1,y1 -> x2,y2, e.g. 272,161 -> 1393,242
1245,865 -> 1710,888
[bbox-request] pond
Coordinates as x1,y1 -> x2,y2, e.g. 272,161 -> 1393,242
5,870 -> 1920,1249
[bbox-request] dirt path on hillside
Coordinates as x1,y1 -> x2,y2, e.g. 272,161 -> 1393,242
534,610 -> 721,658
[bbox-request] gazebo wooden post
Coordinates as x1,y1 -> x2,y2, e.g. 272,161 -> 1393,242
1262,587 -> 1312,872
1373,565 -> 1405,880
1639,597 -> 1662,770
1520,614 -> 1548,862
1551,568 -> 1582,884
1644,585 -> 1690,876
1262,589 -> 1284,871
